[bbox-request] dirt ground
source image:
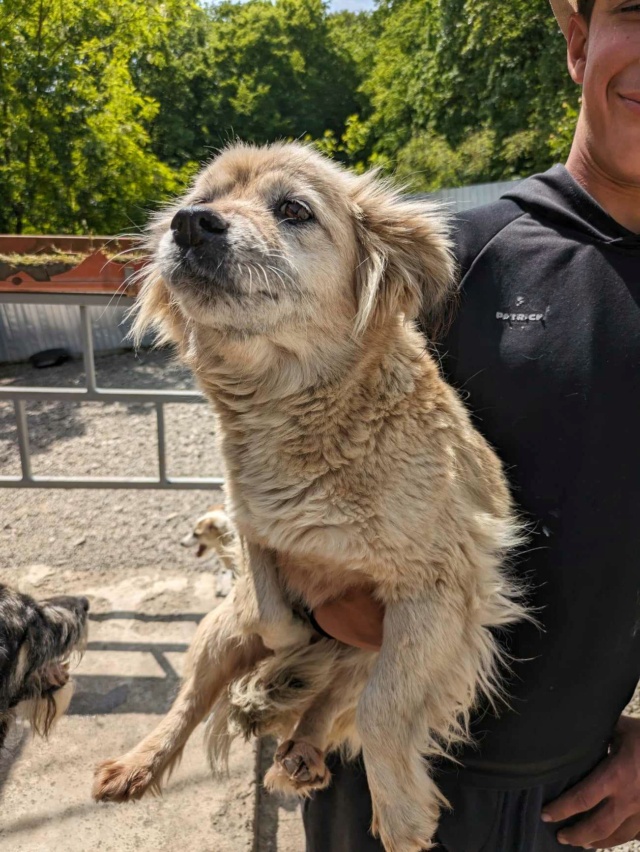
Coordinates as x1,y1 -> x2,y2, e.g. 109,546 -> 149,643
0,347 -> 637,852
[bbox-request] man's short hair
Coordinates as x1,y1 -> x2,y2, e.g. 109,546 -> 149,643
578,0 -> 595,22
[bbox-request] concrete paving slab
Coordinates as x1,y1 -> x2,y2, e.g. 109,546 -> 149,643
277,802 -> 305,852
0,716 -> 255,852
0,567 -> 257,852
254,739 -> 305,852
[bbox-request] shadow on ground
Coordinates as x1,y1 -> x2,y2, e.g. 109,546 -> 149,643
70,610 -> 205,716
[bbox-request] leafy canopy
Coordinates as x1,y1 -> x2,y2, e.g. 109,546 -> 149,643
0,0 -> 580,233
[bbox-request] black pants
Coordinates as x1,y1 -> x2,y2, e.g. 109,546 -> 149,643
303,754 -> 596,852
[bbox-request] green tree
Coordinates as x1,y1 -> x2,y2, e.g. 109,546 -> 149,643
424,0 -> 577,176
0,0 -> 585,234
133,0 -> 370,170
0,0 -> 188,234
352,0 -> 580,190
199,0 -> 363,148
127,2 -> 215,170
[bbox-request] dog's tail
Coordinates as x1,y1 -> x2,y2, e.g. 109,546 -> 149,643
203,690 -> 236,776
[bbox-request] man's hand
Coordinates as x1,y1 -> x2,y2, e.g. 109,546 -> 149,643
542,715 -> 640,848
312,587 -> 384,651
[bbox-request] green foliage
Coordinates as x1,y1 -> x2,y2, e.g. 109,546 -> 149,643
395,128 -> 496,192
202,0 -> 361,147
0,0 -> 189,234
0,0 -> 582,234
361,0 -> 580,189
131,0 -> 365,169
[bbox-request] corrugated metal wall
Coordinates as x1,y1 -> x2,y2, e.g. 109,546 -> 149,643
0,179 -> 522,364
0,301 -> 139,363
429,178 -> 521,211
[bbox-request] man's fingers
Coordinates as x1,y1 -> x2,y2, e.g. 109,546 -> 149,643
582,812 -> 640,848
542,718 -> 640,846
555,801 -> 627,847
542,760 -> 611,822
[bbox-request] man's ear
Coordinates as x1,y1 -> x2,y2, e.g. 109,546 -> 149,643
567,14 -> 589,84
350,171 -> 455,335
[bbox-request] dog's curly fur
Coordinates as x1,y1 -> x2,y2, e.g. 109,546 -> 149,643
0,583 -> 89,751
92,142 -> 526,851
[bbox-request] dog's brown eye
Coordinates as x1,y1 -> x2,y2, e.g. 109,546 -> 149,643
279,200 -> 313,223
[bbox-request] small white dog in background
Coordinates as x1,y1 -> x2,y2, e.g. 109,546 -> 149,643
181,505 -> 235,597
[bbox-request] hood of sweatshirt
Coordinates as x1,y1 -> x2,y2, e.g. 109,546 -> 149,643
502,164 -> 640,254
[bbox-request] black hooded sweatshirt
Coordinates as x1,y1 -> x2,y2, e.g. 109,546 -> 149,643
428,165 -> 640,787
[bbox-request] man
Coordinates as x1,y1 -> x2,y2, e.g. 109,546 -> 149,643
303,1 -> 640,849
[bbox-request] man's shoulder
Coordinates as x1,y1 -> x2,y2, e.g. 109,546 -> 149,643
452,198 -> 526,284
420,198 -> 527,343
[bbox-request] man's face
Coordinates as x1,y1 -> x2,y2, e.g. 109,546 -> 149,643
568,1 -> 640,183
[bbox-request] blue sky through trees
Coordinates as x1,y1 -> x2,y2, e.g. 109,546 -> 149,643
330,0 -> 375,9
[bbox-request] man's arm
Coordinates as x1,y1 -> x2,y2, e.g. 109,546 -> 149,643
315,598 -> 640,850
542,714 -> 640,848
312,590 -> 384,652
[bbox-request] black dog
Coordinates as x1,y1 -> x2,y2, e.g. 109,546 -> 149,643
0,583 -> 89,750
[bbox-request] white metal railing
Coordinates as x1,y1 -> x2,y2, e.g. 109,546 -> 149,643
0,291 -> 222,491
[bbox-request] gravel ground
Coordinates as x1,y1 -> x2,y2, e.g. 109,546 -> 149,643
1,348 -> 638,851
0,349 -> 259,852
0,348 -> 224,587
0,347 -> 221,481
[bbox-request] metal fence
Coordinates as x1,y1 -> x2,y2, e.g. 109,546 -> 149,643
429,178 -> 521,211
0,179 -> 523,491
0,291 -> 222,491
0,180 -> 523,365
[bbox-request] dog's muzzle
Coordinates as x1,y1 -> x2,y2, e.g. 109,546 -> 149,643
171,206 -> 229,251
169,205 -> 237,291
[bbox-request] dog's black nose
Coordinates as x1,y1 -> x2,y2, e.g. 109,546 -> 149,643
171,206 -> 229,249
79,596 -> 90,613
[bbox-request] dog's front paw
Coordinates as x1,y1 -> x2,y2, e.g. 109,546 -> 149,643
371,799 -> 439,852
92,756 -> 158,803
263,740 -> 330,797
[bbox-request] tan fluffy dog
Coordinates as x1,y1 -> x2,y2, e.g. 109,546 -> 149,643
92,143 -> 525,852
180,504 -> 234,562
180,505 -> 235,596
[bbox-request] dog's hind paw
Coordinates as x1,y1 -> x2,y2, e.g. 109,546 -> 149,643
92,757 -> 158,803
263,740 -> 330,797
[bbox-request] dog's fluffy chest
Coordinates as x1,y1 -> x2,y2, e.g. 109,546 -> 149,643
275,551 -> 375,610
218,373 -> 458,601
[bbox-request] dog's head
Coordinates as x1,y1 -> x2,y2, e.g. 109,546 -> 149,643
181,505 -> 232,558
0,585 -> 89,746
133,143 -> 455,379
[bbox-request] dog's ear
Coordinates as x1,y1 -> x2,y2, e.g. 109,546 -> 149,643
350,171 -> 455,334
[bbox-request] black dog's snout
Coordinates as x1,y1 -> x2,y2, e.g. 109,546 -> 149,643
171,206 -> 229,249
79,596 -> 90,613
